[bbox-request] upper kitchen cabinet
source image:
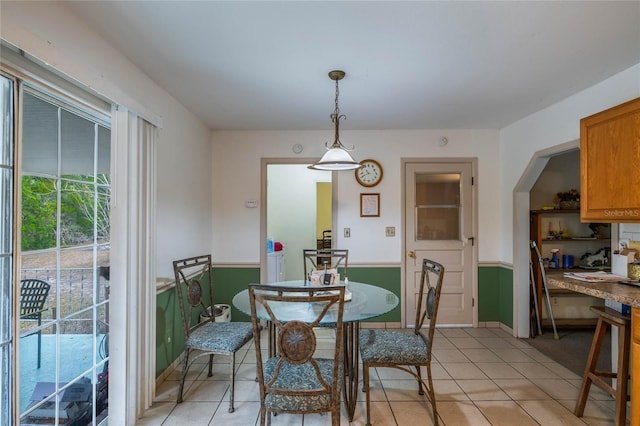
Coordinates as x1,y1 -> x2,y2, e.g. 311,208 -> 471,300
580,97 -> 640,223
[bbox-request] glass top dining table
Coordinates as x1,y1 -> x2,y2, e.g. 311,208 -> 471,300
232,280 -> 399,421
232,280 -> 399,324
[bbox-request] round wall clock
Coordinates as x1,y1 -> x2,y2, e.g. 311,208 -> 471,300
355,159 -> 383,187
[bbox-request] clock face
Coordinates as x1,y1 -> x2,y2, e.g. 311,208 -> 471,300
355,159 -> 383,187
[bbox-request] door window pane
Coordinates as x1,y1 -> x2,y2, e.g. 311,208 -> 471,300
22,93 -> 58,175
19,322 -> 57,415
61,109 -> 95,180
22,176 -> 57,251
60,181 -> 96,248
415,173 -> 461,240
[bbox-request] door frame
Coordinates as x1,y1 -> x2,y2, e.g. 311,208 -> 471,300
401,158 -> 478,328
511,139 -> 621,338
260,158 -> 337,283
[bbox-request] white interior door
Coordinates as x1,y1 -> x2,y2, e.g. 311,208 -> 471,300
404,161 -> 476,327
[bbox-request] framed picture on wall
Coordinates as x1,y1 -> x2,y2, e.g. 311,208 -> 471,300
360,193 -> 380,217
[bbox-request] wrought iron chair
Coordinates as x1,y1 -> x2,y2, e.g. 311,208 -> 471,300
303,248 -> 348,283
248,284 -> 346,426
359,258 -> 445,426
173,254 -> 254,412
20,279 -> 51,369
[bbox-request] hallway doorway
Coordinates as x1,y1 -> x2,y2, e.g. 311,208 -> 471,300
261,159 -> 333,283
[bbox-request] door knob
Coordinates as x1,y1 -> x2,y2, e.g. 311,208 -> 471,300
408,250 -> 416,259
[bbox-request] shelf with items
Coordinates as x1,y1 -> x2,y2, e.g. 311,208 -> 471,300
530,209 -> 611,330
531,209 -> 611,266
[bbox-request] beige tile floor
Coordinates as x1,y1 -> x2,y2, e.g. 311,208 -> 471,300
138,327 -> 627,425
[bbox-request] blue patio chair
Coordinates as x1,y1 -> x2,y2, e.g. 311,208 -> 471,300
359,258 -> 445,426
173,254 -> 254,413
20,279 -> 51,369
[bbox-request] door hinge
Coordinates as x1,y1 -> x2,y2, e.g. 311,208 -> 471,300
472,298 -> 475,307
468,236 -> 475,246
471,176 -> 474,185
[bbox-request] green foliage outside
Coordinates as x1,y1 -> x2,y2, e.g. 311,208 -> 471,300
21,174 -> 111,251
21,176 -> 56,250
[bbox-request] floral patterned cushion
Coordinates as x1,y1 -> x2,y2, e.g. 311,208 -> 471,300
359,329 -> 428,364
263,357 -> 339,411
187,321 -> 253,354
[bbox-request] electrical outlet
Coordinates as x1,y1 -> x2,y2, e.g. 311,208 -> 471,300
167,336 -> 171,343
552,297 -> 559,306
344,228 -> 350,238
385,226 -> 395,237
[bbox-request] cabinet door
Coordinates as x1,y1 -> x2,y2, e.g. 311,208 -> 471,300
580,97 -> 640,222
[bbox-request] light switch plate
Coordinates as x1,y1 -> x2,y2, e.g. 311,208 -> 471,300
385,226 -> 395,237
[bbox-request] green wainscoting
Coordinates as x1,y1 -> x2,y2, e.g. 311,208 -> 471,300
347,267 -> 401,323
156,264 -> 513,377
478,265 -> 513,328
212,267 -> 261,322
156,286 -> 184,378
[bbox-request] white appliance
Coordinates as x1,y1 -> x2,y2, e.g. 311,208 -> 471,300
267,251 -> 284,283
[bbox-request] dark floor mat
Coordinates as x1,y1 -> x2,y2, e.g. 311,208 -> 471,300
523,328 -> 611,378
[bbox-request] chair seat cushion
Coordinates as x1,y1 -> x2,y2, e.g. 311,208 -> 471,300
187,321 -> 253,354
359,329 -> 428,364
263,357 -> 337,411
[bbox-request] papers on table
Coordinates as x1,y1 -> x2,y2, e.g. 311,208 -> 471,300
563,271 -> 628,282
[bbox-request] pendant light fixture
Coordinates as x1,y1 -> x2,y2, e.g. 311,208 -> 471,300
308,70 -> 363,171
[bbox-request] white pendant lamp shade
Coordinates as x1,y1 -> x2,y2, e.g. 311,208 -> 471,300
309,145 -> 362,171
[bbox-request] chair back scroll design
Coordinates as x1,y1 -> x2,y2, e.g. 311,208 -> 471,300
358,258 -> 445,426
414,258 -> 445,348
303,249 -> 348,281
20,279 -> 51,368
172,254 -> 254,412
173,255 -> 214,335
249,284 -> 345,426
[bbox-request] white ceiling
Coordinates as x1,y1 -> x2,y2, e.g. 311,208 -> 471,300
65,1 -> 640,131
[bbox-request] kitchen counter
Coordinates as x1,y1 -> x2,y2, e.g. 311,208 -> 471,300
545,270 -> 640,424
546,271 -> 640,307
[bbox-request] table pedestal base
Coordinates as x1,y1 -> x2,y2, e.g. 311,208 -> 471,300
342,322 -> 360,421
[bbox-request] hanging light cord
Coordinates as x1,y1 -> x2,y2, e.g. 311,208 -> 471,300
330,75 -> 353,150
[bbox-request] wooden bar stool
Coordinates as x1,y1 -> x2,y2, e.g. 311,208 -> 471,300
575,306 -> 631,425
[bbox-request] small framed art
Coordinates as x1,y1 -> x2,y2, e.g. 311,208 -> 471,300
360,193 -> 380,217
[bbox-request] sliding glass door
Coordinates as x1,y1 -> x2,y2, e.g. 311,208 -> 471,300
19,87 -> 111,425
0,73 -> 112,426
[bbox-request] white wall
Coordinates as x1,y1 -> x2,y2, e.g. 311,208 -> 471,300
212,129 -> 500,264
500,63 -> 640,265
1,1 -> 213,279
